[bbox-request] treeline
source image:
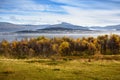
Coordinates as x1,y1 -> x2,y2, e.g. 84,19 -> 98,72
0,34 -> 120,58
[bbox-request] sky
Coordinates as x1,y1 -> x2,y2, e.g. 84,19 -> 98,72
0,0 -> 120,26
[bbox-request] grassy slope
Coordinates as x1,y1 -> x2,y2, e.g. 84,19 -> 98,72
0,59 -> 120,80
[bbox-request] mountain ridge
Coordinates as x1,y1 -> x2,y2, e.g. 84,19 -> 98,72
0,22 -> 120,32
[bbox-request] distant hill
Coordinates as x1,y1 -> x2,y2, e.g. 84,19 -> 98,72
22,24 -> 48,30
38,22 -> 89,30
0,22 -> 120,33
15,30 -> 39,33
41,27 -> 72,30
0,22 -> 26,32
89,24 -> 120,31
105,25 -> 120,30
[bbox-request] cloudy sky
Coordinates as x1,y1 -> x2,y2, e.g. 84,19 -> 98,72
0,0 -> 120,26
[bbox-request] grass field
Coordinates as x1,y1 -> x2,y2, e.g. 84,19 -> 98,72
0,58 -> 120,80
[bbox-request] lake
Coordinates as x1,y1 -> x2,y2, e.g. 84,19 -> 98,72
0,30 -> 120,42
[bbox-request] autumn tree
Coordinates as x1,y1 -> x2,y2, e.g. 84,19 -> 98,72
59,41 -> 70,56
108,34 -> 120,54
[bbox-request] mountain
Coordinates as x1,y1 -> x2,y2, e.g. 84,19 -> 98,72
0,22 -> 120,33
89,24 -> 120,31
22,24 -> 49,30
89,26 -> 106,31
105,25 -> 120,30
15,30 -> 39,33
41,27 -> 72,30
0,22 -> 26,32
38,22 -> 89,30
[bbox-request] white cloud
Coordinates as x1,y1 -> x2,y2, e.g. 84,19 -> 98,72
0,0 -> 120,26
60,6 -> 120,26
0,0 -> 64,12
1,6 -> 120,26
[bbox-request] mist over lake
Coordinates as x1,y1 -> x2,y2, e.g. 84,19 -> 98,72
0,30 -> 119,42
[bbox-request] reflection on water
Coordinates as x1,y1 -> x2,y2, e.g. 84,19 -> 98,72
0,31 -> 120,42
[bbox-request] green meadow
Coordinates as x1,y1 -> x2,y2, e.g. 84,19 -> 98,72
0,57 -> 120,80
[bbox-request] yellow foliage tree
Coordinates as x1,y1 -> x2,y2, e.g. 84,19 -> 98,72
59,41 -> 70,56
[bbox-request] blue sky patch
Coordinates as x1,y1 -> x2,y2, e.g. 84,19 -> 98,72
0,0 -> 120,26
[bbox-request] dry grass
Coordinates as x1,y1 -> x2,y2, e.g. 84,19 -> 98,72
0,56 -> 120,80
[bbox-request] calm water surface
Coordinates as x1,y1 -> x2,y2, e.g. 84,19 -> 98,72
0,31 -> 120,42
